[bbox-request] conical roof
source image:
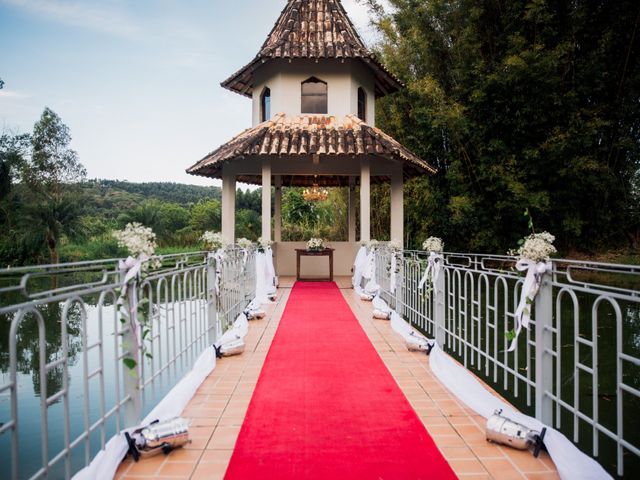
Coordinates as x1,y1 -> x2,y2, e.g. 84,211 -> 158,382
222,0 -> 403,98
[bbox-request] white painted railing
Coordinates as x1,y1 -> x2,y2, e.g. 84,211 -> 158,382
0,249 -> 256,479
373,248 -> 640,477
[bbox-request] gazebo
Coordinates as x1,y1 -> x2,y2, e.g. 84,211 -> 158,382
187,0 -> 435,277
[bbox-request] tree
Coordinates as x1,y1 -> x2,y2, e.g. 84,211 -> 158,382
189,199 -> 221,233
360,0 -> 640,253
22,108 -> 87,264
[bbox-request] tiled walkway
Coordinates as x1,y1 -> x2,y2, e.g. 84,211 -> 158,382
116,278 -> 559,479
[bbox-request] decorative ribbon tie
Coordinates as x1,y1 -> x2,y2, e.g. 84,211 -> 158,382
117,255 -> 145,350
208,250 -> 225,296
363,248 -> 376,280
418,252 -> 443,293
508,259 -> 552,352
390,253 -> 398,294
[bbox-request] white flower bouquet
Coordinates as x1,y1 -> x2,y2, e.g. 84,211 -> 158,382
387,240 -> 402,252
113,222 -> 157,259
257,237 -> 273,253
236,238 -> 253,249
201,231 -> 225,251
422,237 -> 444,253
513,232 -> 557,263
307,238 -> 325,251
360,239 -> 379,249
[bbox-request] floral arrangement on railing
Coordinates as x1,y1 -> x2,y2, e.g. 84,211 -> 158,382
506,219 -> 557,350
307,238 -> 325,251
201,231 -> 225,252
386,240 -> 402,252
112,222 -> 160,370
422,236 -> 444,253
236,238 -> 253,250
257,237 -> 273,253
360,239 -> 379,249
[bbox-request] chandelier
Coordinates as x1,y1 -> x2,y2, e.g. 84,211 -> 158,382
303,182 -> 329,202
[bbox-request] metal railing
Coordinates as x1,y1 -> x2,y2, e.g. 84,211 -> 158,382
0,249 -> 256,480
374,248 -> 640,477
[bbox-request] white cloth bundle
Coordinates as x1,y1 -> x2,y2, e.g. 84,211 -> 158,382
214,313 -> 249,357
390,311 -> 433,352
372,309 -> 391,320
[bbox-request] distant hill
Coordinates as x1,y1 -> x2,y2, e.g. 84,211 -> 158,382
85,179 -> 222,206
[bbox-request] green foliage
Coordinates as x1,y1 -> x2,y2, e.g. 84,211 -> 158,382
281,187 -> 348,241
362,0 -> 640,253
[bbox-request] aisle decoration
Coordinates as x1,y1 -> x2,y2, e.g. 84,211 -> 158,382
507,232 -> 556,351
387,240 -> 402,294
201,231 -> 226,295
255,237 -> 277,303
418,237 -> 444,294
112,223 -> 161,370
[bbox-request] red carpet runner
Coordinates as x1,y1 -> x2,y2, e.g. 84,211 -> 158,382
225,282 -> 457,479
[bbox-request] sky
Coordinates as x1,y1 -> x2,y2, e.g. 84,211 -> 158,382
0,0 -> 385,187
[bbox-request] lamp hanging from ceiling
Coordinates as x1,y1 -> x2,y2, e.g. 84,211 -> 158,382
303,177 -> 329,202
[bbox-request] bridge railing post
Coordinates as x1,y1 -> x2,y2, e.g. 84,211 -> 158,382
534,264 -> 554,426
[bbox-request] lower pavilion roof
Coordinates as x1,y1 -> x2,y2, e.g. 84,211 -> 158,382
186,113 -> 436,186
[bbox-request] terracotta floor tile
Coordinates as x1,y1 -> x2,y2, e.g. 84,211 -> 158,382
506,448 -> 553,473
207,426 -> 242,449
157,461 -> 197,478
124,455 -> 166,476
165,448 -> 203,463
447,458 -> 489,474
439,445 -> 476,460
481,458 -> 527,479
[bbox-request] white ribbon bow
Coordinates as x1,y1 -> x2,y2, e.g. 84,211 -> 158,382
390,253 -> 398,294
117,255 -> 145,350
208,250 -> 225,296
508,259 -> 551,352
418,252 -> 443,293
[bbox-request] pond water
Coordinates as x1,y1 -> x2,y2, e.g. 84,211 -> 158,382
0,298 -> 208,479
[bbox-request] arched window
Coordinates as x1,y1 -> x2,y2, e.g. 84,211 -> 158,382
357,87 -> 367,121
301,77 -> 328,114
260,87 -> 271,122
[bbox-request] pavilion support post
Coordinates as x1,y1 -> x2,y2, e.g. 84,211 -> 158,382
274,176 -> 282,242
391,166 -> 404,247
222,166 -> 236,244
261,158 -> 272,241
360,158 -> 371,242
348,177 -> 356,243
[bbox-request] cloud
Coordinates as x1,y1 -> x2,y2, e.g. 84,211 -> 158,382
0,0 -> 140,38
0,89 -> 32,99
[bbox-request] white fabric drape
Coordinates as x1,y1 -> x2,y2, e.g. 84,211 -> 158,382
363,248 -> 380,295
508,260 -> 551,352
418,252 -> 443,293
390,253 -> 398,294
429,345 -> 611,480
352,246 -> 368,289
117,256 -> 144,351
255,248 -> 276,304
384,301 -> 611,480
73,346 -> 217,480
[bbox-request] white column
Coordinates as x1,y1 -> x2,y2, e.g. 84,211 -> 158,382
348,177 -> 356,242
274,175 -> 282,242
261,158 -> 272,241
222,166 -> 236,244
360,158 -> 371,242
390,166 -> 404,247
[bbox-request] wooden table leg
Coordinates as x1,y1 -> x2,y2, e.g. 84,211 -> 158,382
329,250 -> 333,282
296,251 -> 301,281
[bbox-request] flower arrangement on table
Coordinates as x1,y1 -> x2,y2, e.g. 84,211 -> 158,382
306,238 -> 326,252
201,231 -> 225,252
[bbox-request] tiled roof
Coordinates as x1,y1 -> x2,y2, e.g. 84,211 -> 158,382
222,0 -> 403,98
186,114 -> 436,186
